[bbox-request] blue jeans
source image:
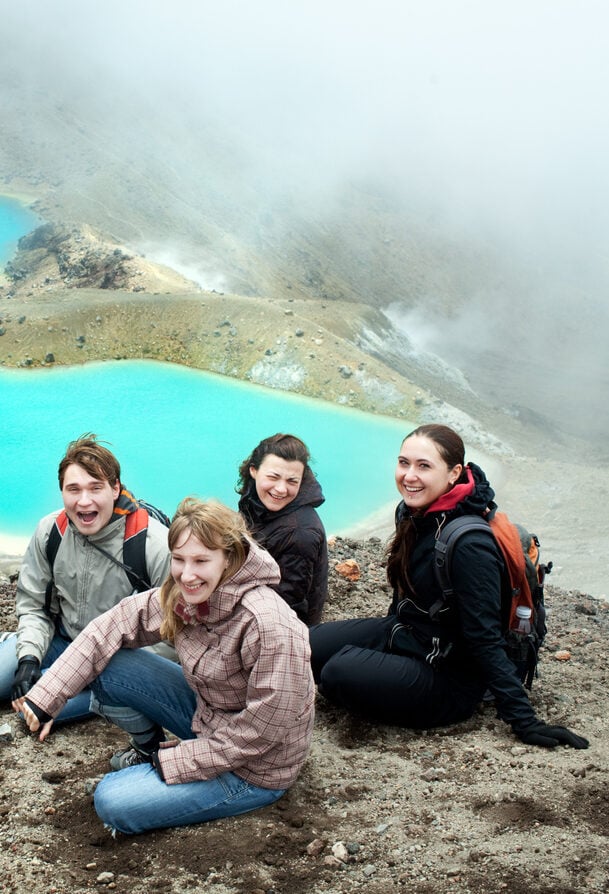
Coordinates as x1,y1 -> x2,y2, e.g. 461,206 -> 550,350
95,764 -> 286,835
0,632 -> 92,722
89,649 -> 286,834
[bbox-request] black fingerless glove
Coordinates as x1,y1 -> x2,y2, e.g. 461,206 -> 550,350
515,720 -> 589,749
11,656 -> 41,701
150,750 -> 165,781
23,698 -> 53,724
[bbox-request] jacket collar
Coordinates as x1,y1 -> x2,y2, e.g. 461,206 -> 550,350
239,474 -> 325,524
192,537 -> 281,625
424,466 -> 475,515
112,486 -> 141,519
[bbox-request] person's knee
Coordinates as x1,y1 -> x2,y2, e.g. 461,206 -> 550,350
94,775 -> 130,835
318,646 -> 355,698
93,776 -> 115,824
89,648 -> 148,701
0,635 -> 18,699
309,624 -> 349,681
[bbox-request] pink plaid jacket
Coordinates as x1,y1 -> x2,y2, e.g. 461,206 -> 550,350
28,539 -> 315,789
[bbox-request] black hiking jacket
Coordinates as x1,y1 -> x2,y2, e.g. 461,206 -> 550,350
388,462 -> 537,731
239,475 -> 328,626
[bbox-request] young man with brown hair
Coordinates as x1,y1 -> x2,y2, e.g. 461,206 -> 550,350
0,434 -> 171,724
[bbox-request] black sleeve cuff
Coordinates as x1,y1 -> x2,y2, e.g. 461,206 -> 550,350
23,699 -> 53,724
18,655 -> 41,668
150,750 -> 165,781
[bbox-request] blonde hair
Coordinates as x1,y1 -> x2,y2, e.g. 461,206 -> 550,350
159,498 -> 249,641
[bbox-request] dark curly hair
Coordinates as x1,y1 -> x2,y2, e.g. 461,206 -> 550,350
236,433 -> 313,495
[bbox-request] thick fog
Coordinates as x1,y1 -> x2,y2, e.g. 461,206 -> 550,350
3,0 -> 609,440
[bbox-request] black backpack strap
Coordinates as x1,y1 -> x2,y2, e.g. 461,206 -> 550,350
84,537 -> 151,593
116,491 -> 169,591
85,508 -> 152,592
44,512 -> 69,618
45,507 -> 153,610
432,516 -> 493,618
122,507 -> 152,592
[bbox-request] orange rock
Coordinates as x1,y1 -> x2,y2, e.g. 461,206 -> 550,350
335,559 -> 361,581
555,649 -> 572,661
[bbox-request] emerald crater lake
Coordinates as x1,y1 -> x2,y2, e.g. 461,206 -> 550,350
0,195 -> 39,263
1,360 -> 413,547
0,196 -> 411,552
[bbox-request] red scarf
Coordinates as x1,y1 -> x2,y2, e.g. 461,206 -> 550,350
424,465 -> 475,515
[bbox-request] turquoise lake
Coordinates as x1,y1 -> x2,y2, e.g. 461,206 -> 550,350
1,361 -> 412,538
0,195 -> 38,263
0,195 -> 412,540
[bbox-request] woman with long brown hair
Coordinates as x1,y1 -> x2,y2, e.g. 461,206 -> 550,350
310,424 -> 587,749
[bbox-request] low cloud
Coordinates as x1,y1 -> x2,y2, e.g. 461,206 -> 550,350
3,0 -> 608,437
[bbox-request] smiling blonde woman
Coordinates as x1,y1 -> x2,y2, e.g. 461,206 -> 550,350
20,497 -> 315,836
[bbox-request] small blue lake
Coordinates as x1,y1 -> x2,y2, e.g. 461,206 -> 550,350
0,195 -> 411,543
0,195 -> 39,263
1,361 -> 412,538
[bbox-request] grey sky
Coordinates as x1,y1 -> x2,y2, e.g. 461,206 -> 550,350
6,1 -> 609,248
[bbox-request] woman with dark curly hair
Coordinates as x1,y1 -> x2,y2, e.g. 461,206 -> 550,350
237,433 -> 328,625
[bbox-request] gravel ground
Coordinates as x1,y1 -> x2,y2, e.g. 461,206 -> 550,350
1,536 -> 607,894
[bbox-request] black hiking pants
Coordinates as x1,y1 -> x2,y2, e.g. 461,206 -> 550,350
310,616 -> 483,729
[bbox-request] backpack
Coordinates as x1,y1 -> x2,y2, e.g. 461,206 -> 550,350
44,489 -> 171,617
433,510 -> 552,689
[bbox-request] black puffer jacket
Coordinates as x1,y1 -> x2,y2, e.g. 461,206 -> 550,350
388,462 -> 537,731
239,474 -> 328,625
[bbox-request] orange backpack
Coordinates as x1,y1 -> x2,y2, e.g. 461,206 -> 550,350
434,511 -> 552,689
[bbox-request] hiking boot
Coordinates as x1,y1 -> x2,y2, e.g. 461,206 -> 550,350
109,741 -> 152,771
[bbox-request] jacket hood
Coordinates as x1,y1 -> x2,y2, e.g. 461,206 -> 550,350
113,487 -> 143,518
239,473 -> 325,526
396,461 -> 496,526
205,537 -> 281,623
